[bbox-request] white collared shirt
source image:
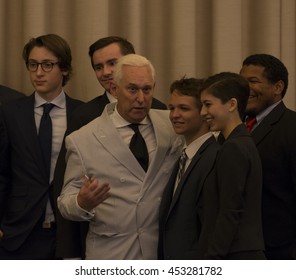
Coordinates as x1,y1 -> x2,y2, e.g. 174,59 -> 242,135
109,106 -> 157,164
35,91 -> 67,223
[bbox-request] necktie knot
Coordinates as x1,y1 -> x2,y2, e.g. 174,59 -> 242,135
42,103 -> 55,115
246,116 -> 257,132
129,123 -> 141,133
129,123 -> 149,172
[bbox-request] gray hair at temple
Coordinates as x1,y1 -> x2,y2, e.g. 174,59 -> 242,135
113,54 -> 156,84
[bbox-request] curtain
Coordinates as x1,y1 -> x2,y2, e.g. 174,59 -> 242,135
0,0 -> 295,109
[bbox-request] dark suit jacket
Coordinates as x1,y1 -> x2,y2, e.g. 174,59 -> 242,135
53,93 -> 167,258
158,135 -> 220,259
0,93 -> 83,252
197,124 -> 265,259
251,101 -> 296,259
0,85 -> 24,105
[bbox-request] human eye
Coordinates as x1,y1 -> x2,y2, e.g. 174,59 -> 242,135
127,85 -> 139,94
168,105 -> 174,111
142,86 -> 152,94
109,60 -> 117,66
203,101 -> 211,108
248,78 -> 260,84
94,64 -> 103,71
42,62 -> 53,70
28,62 -> 37,69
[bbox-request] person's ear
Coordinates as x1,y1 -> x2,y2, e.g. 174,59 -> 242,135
274,80 -> 284,97
228,98 -> 238,112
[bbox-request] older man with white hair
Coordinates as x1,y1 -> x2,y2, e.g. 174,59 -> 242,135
58,54 -> 183,259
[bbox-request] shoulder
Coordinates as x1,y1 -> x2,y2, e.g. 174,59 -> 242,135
149,108 -> 170,119
65,94 -> 84,106
70,110 -> 106,137
151,97 -> 167,110
202,136 -> 221,155
0,85 -> 24,104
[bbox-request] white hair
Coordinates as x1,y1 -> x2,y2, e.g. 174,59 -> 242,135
113,54 -> 155,84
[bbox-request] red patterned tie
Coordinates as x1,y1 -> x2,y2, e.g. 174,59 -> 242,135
246,116 -> 257,133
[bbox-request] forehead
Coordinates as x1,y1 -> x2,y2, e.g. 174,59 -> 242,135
92,43 -> 122,62
170,91 -> 196,104
240,64 -> 266,79
200,90 -> 220,102
121,65 -> 154,84
28,46 -> 57,60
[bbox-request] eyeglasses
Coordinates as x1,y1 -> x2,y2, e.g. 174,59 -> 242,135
26,61 -> 59,72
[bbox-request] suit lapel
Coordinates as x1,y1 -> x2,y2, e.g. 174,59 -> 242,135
92,104 -> 146,180
252,101 -> 285,145
168,136 -> 217,215
17,94 -> 48,179
143,110 -> 179,187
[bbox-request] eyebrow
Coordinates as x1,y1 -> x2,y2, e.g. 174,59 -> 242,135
94,58 -> 117,66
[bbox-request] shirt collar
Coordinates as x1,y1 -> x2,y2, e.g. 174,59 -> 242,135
110,105 -> 150,128
106,91 -> 117,103
250,100 -> 281,125
34,90 -> 66,109
184,132 -> 213,160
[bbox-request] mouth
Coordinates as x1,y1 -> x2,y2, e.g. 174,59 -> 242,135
101,78 -> 113,82
133,107 -> 146,112
34,80 -> 46,86
203,116 -> 213,123
172,120 -> 184,126
248,93 -> 257,101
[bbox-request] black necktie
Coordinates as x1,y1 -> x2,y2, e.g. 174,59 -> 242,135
129,123 -> 149,172
38,103 -> 55,178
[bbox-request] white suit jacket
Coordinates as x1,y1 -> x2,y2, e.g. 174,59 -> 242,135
58,103 -> 183,259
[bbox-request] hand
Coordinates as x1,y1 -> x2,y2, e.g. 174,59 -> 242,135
77,178 -> 110,212
0,229 -> 3,239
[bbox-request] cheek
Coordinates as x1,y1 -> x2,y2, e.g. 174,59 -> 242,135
144,95 -> 153,103
95,71 -> 103,79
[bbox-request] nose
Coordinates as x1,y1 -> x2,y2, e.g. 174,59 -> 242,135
135,90 -> 145,102
102,65 -> 112,76
170,108 -> 181,118
36,64 -> 44,75
200,105 -> 206,116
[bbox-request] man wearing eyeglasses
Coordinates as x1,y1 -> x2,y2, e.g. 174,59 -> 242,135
0,34 -> 83,259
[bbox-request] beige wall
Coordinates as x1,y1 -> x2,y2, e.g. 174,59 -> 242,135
0,0 -> 295,109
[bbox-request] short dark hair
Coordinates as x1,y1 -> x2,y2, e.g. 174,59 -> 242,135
22,34 -> 72,86
170,76 -> 204,110
242,54 -> 288,98
88,36 -> 135,68
201,72 -> 250,120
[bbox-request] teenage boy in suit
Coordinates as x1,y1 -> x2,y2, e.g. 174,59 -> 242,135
158,77 -> 220,259
0,34 -> 83,259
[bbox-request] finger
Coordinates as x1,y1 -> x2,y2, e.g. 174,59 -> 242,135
93,183 -> 110,197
